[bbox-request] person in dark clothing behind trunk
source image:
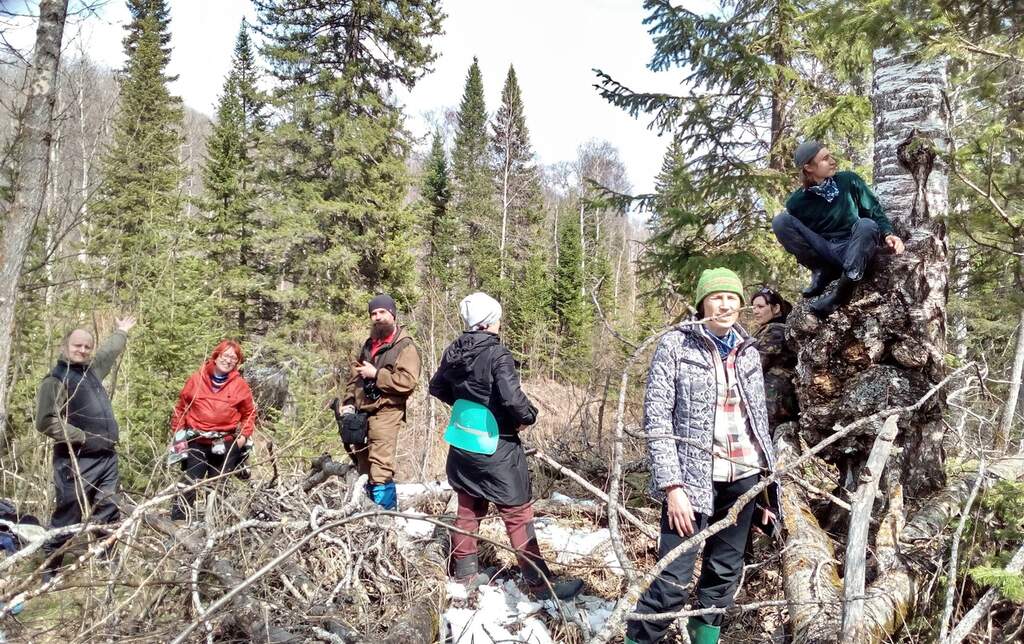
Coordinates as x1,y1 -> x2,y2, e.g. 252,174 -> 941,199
772,141 -> 905,317
428,292 -> 584,601
750,287 -> 798,428
35,316 -> 136,581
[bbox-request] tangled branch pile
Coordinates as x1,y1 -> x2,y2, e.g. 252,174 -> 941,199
2,457 -> 455,643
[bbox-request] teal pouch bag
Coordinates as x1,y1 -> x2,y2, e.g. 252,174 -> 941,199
443,399 -> 499,455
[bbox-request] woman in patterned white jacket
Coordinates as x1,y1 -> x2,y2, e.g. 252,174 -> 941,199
625,267 -> 779,644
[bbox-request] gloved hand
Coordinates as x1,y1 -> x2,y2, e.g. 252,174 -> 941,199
329,398 -> 356,417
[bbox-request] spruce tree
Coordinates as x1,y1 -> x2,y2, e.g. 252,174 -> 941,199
201,21 -> 266,334
491,65 -> 543,282
449,57 -> 497,289
422,131 -> 456,291
595,0 -> 855,291
88,0 -> 226,471
254,0 -> 442,332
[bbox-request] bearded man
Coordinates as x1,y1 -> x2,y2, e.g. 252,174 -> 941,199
338,294 -> 420,509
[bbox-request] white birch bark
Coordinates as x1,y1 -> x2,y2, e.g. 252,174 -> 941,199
0,0 -> 70,446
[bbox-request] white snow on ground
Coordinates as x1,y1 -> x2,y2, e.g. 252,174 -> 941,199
395,480 -> 452,500
394,509 -> 435,539
548,491 -> 601,511
534,516 -> 624,576
443,578 -> 616,643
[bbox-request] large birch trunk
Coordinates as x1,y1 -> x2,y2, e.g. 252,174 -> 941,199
781,48 -> 952,643
788,49 -> 949,497
0,0 -> 70,447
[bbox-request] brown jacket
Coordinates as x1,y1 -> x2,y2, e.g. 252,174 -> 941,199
343,327 -> 420,415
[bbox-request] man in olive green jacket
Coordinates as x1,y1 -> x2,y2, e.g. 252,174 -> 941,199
36,316 -> 136,579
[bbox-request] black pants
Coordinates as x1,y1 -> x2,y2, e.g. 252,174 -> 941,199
170,440 -> 245,520
45,452 -> 120,556
772,212 -> 880,278
626,476 -> 758,643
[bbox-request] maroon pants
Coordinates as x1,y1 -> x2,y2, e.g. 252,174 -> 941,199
451,491 -> 544,566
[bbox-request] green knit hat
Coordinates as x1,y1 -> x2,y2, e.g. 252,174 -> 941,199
694,267 -> 745,310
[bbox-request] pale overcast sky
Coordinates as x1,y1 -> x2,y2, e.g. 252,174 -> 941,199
6,0 -> 706,194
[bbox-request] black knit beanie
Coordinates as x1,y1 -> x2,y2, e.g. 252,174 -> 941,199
368,293 -> 398,318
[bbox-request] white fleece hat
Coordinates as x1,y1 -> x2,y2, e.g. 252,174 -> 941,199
459,292 -> 503,330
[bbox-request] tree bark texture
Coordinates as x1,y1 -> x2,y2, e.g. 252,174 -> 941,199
780,421 -> 1024,643
0,0 -> 70,446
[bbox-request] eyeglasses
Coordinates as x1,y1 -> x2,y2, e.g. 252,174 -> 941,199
217,354 -> 239,364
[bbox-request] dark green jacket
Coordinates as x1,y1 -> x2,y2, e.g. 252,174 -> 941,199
784,170 -> 894,239
36,331 -> 127,449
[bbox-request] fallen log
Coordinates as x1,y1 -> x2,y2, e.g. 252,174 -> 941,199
779,444 -> 1024,643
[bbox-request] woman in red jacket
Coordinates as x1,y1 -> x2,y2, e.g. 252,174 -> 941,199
169,340 -> 256,521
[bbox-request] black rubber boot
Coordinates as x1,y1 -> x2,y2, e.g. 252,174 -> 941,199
809,274 -> 856,318
519,544 -> 584,601
451,554 -> 487,592
802,268 -> 839,298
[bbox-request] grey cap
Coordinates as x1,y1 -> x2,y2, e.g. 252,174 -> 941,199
794,140 -> 824,168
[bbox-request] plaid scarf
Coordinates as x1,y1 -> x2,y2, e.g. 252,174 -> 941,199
808,176 -> 840,203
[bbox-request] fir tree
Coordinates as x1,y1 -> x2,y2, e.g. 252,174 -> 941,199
90,0 -> 185,290
491,65 -> 543,282
595,0 -> 857,290
201,21 -> 266,334
88,0 -> 226,465
422,130 -> 456,291
449,57 -> 497,289
552,210 -> 591,360
254,0 -> 443,332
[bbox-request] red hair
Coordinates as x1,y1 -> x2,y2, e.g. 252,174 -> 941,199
210,340 -> 244,365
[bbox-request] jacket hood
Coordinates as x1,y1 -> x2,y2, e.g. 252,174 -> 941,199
443,331 -> 499,374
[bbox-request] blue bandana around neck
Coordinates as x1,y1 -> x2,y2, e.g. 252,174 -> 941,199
706,327 -> 740,360
210,372 -> 229,390
808,176 -> 840,203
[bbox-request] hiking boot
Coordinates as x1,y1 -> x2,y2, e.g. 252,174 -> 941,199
802,268 -> 839,298
687,618 -> 721,644
809,274 -> 856,318
366,481 -> 398,510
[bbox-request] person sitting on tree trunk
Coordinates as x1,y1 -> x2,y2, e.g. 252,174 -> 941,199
169,340 -> 256,522
750,287 -> 798,428
336,294 -> 420,510
772,141 -> 905,317
35,316 -> 136,582
428,292 -> 584,601
625,269 -> 778,644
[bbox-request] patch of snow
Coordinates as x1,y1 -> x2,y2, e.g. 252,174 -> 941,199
533,517 -> 623,576
548,491 -> 600,511
446,581 -> 469,601
519,617 -> 555,644
442,575 -> 617,642
395,480 -> 452,500
394,509 -> 434,539
444,579 -> 549,642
